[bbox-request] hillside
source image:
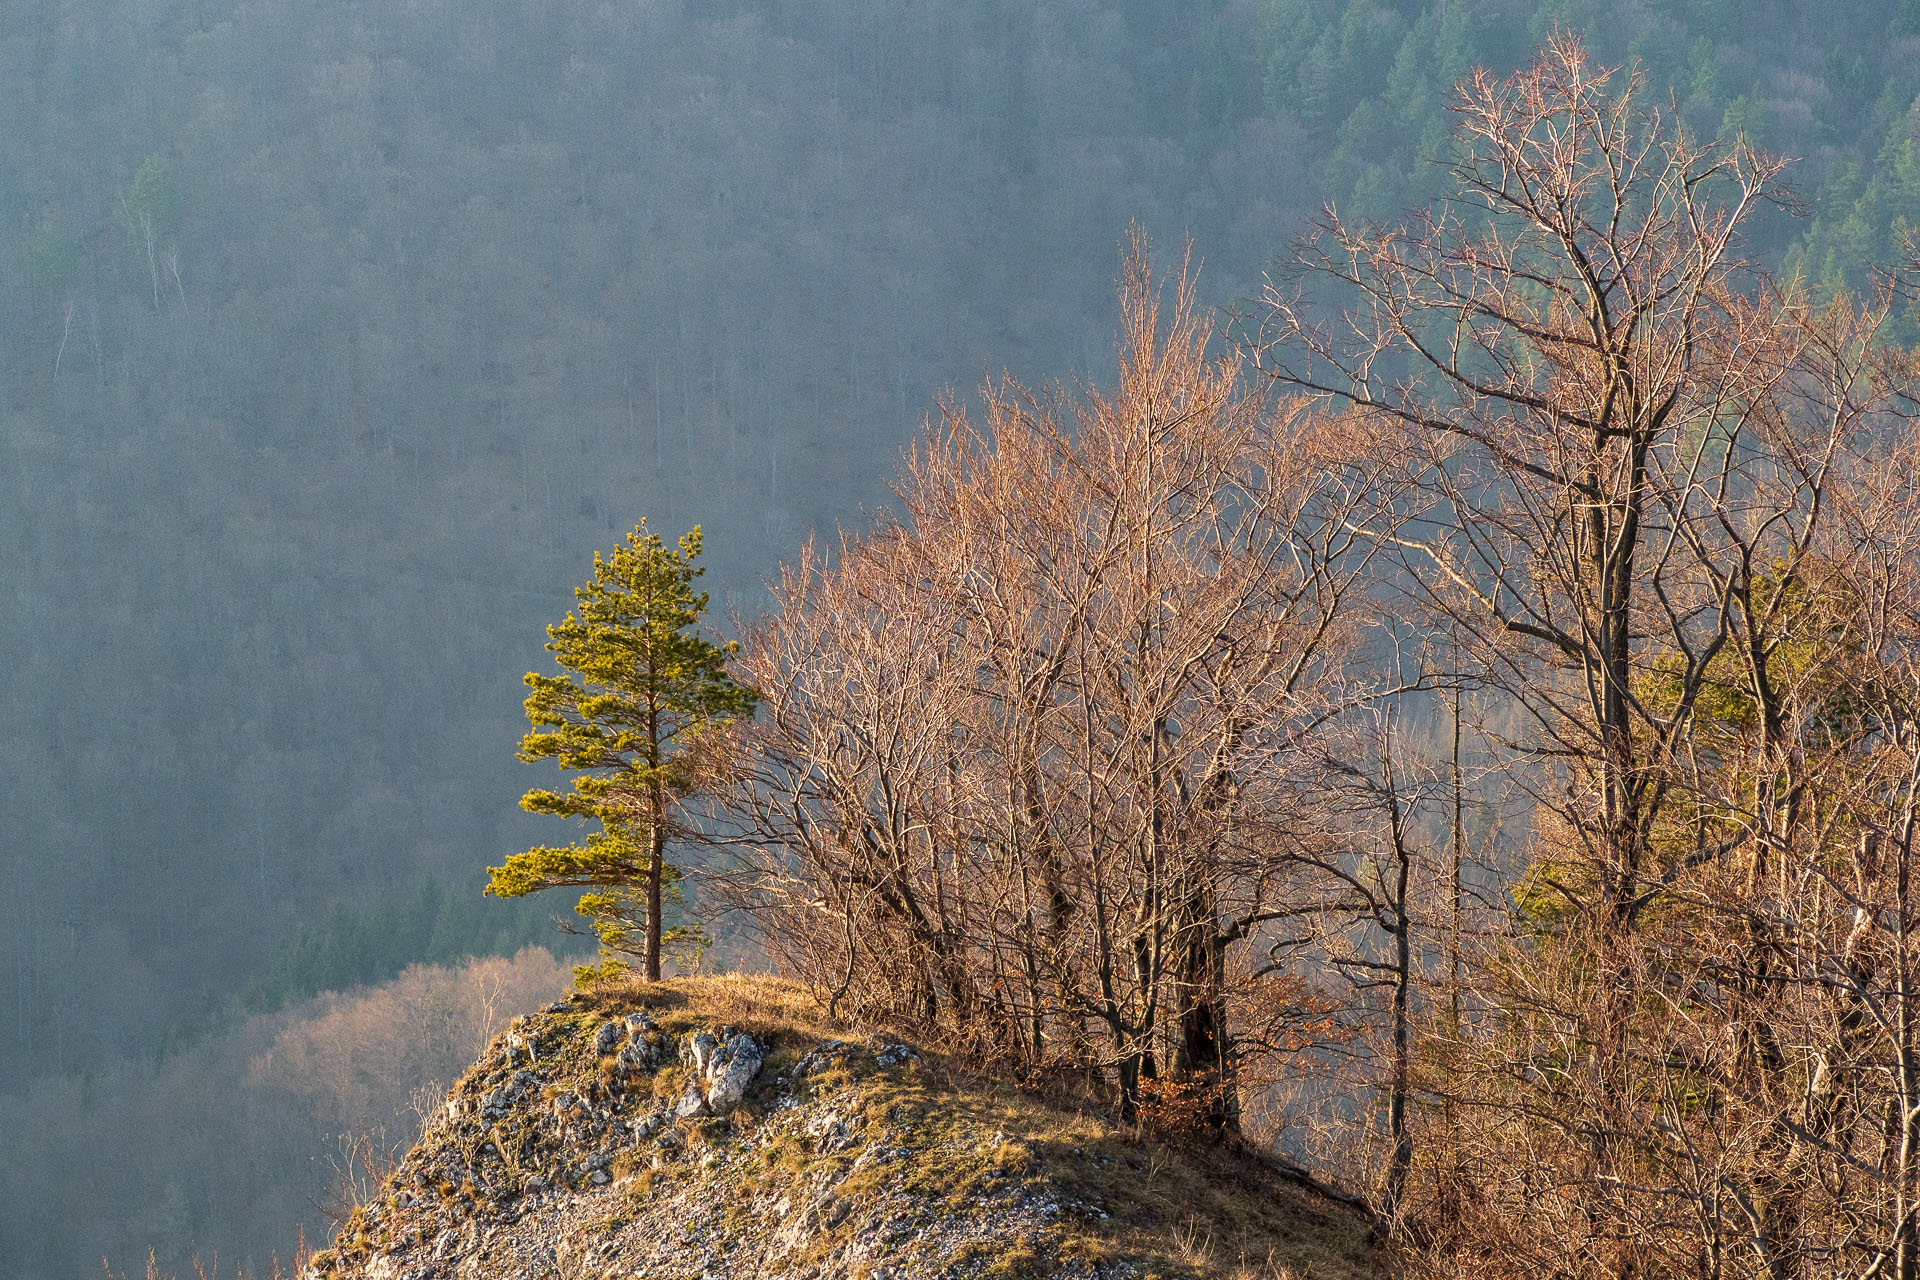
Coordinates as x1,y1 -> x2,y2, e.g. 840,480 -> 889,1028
11,0 -> 1917,1270
9,0 -> 1920,1106
312,977 -> 1376,1280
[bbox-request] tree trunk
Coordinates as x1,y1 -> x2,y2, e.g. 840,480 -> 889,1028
1174,932 -> 1238,1133
645,821 -> 665,982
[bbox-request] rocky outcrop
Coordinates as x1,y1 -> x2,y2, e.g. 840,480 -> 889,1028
674,1027 -> 763,1117
307,979 -> 1375,1280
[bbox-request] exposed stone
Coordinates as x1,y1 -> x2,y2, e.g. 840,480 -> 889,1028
594,1020 -> 623,1055
682,1030 -> 719,1072
795,1041 -> 850,1077
702,1033 -> 763,1113
617,1030 -> 664,1074
806,1110 -> 860,1155
874,1042 -> 917,1068
479,1067 -> 538,1119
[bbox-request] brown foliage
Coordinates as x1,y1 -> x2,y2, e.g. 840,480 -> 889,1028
1262,34 -> 1920,1280
717,232 -> 1383,1128
702,38 -> 1920,1275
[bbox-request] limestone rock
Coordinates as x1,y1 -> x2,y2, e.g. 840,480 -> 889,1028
681,1030 -> 719,1072
481,1067 -> 538,1118
671,1028 -> 764,1114
617,1029 -> 664,1074
594,1020 -> 624,1055
874,1042 -> 917,1068
703,1032 -> 764,1113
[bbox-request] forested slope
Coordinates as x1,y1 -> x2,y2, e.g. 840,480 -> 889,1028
0,0 -> 1312,1089
1243,0 -> 1920,301
1,1 -> 1917,1274
1,950 -> 575,1280
6,0 -> 1915,1088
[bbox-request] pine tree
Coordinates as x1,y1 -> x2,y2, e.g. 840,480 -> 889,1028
486,522 -> 756,981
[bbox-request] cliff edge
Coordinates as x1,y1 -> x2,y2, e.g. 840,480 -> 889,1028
307,976 -> 1376,1280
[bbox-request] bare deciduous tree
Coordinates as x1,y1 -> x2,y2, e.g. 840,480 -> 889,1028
1257,34 -> 1793,921
1258,34 -> 1920,1278
718,236 -> 1382,1129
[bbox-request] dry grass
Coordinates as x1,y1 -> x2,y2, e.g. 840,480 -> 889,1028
582,972 -> 839,1035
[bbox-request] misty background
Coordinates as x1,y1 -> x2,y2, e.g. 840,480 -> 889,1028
2,0 -> 1916,1274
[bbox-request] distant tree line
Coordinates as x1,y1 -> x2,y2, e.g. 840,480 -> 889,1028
0,950 -> 572,1280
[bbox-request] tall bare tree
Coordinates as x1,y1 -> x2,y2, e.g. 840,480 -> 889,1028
1259,35 -> 1920,1278
719,236 -> 1382,1128
1258,34 -> 1794,922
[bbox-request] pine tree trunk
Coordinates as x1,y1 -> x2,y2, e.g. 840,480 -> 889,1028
645,822 -> 665,982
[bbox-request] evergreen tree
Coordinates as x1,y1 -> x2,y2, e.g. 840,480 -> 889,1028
486,523 -> 756,981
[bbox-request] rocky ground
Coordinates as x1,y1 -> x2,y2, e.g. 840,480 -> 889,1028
309,977 -> 1377,1280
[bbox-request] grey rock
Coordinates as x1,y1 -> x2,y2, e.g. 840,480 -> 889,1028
617,1032 -> 662,1074
703,1033 -> 763,1113
795,1041 -> 849,1077
594,1021 -> 623,1055
682,1031 -> 719,1072
874,1043 -> 917,1068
